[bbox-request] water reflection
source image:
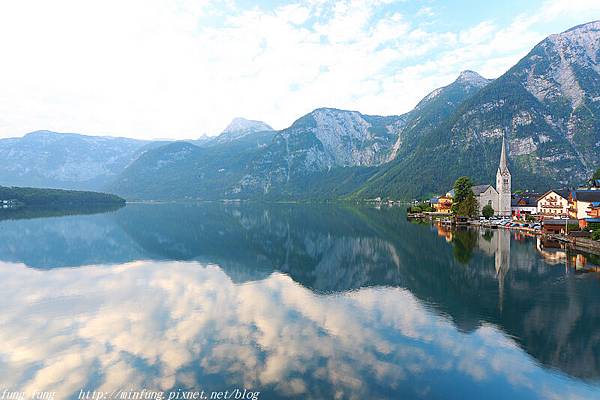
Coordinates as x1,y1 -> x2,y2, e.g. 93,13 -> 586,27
0,203 -> 599,399
450,228 -> 478,264
537,237 -> 600,272
0,261 -> 596,400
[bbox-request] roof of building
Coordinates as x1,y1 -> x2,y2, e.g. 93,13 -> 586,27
512,193 -> 540,207
430,197 -> 439,204
472,184 -> 495,195
447,184 -> 497,198
539,189 -> 570,200
571,190 -> 600,202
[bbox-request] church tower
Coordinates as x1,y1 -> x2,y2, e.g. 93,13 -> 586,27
496,136 -> 512,217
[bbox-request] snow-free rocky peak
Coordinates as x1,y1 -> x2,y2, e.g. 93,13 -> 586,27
455,70 -> 490,88
222,118 -> 273,134
215,118 -> 274,144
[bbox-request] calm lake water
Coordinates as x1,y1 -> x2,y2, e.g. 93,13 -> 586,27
1,203 -> 599,400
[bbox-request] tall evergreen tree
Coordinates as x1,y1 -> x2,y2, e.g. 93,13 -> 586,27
451,176 -> 477,217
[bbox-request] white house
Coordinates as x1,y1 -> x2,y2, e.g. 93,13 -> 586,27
537,190 -> 569,218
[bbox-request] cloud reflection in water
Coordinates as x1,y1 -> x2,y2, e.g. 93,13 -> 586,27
0,260 -> 597,400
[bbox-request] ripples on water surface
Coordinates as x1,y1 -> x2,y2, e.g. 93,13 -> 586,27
0,203 -> 599,399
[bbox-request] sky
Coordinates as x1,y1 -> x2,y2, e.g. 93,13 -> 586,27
0,0 -> 599,139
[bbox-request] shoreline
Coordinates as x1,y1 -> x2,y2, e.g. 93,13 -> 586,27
407,212 -> 600,257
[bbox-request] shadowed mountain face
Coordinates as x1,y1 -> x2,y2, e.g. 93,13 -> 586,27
0,202 -> 599,383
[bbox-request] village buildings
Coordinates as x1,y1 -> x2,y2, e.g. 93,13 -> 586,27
425,137 -> 600,233
569,190 -> 600,228
537,190 -> 570,218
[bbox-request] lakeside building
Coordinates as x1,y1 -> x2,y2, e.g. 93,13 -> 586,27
512,193 -> 539,219
569,190 -> 600,228
537,190 -> 570,218
541,219 -> 579,234
446,185 -> 499,214
431,195 -> 453,213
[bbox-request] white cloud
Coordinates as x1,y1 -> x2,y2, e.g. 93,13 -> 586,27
0,0 -> 597,139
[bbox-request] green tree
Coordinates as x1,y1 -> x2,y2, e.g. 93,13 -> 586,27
451,176 -> 478,217
482,204 -> 494,219
593,168 -> 600,181
589,222 -> 600,241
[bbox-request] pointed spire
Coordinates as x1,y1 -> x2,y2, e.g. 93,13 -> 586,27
499,136 -> 508,173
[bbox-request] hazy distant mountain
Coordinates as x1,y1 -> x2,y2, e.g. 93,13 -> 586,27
0,131 -> 150,190
106,129 -> 276,200
186,134 -> 214,147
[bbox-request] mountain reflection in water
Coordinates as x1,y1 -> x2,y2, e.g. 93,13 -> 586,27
0,203 -> 599,399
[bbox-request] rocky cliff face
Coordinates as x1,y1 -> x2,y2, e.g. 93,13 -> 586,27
513,21 -> 600,173
233,108 -> 406,195
214,117 -> 274,144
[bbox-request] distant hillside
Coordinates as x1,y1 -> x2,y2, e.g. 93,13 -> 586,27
0,186 -> 125,207
0,131 -> 153,190
106,130 -> 277,200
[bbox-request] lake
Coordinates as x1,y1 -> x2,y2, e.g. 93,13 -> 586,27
0,203 -> 599,400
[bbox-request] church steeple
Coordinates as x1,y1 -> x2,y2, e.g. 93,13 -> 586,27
498,136 -> 509,174
496,135 -> 512,217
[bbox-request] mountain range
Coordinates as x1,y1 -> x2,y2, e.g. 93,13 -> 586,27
0,21 -> 598,201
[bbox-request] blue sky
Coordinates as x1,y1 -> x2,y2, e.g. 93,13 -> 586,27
0,0 -> 598,139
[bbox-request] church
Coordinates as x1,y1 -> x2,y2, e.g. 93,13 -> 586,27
470,137 -> 512,216
495,137 -> 512,216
